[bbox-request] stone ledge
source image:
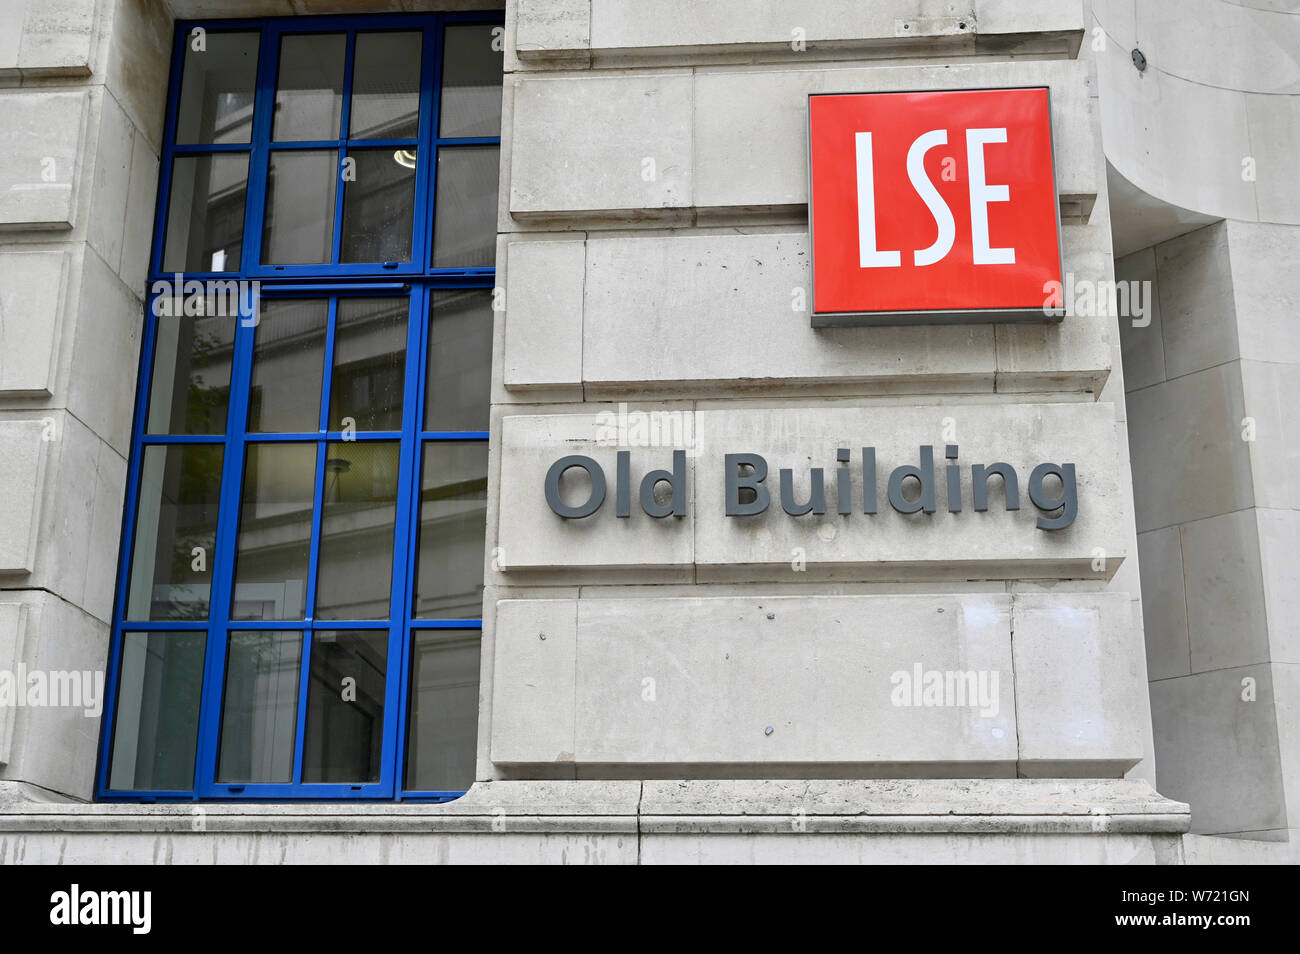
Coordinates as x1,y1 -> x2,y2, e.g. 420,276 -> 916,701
0,779 -> 1189,835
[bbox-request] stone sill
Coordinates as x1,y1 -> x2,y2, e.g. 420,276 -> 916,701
0,778 -> 1191,835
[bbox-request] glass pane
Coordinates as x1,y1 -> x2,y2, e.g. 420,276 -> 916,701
247,298 -> 328,433
340,148 -> 416,263
231,443 -> 317,621
217,630 -> 301,784
439,24 -> 503,138
162,154 -> 248,272
146,309 -> 235,435
108,631 -> 206,791
302,630 -> 388,783
404,630 -> 479,791
272,33 -> 346,141
262,149 -> 338,265
425,290 -> 492,431
316,442 -> 400,621
175,31 -> 258,145
126,444 -> 224,621
431,146 -> 498,268
328,297 -> 407,431
350,31 -> 422,139
414,442 -> 488,619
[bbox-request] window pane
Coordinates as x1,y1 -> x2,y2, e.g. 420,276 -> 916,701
431,146 -> 498,268
414,442 -> 488,619
315,442 -> 400,621
302,630 -> 388,783
175,31 -> 258,145
247,298 -> 328,433
404,630 -> 479,791
146,310 -> 235,435
272,33 -> 346,141
127,444 -> 224,621
217,630 -> 301,784
108,631 -> 206,791
340,148 -> 416,263
439,24 -> 503,138
262,149 -> 338,265
231,443 -> 317,621
328,297 -> 407,431
425,290 -> 492,431
350,31 -> 422,140
162,154 -> 248,272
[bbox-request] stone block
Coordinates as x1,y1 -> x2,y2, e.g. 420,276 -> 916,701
503,239 -> 585,392
1125,363 -> 1252,531
691,402 -> 1128,582
1135,526 -> 1189,680
1180,509 -> 1269,673
0,250 -> 68,396
1012,592 -> 1148,775
1155,223 -> 1238,379
509,73 -> 693,221
491,598 -> 577,764
1150,666 -> 1288,837
492,593 -> 1018,768
0,420 -> 52,574
0,90 -> 88,230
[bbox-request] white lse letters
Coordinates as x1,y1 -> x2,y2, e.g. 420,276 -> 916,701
855,126 -> 1015,268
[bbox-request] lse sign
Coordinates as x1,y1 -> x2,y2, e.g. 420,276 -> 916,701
808,87 -> 1063,325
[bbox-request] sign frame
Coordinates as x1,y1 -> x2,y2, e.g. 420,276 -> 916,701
807,85 -> 1067,328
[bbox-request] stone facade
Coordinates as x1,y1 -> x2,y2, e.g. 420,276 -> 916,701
0,0 -> 1295,863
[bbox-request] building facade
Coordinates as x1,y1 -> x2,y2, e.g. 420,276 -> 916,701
0,0 -> 1296,864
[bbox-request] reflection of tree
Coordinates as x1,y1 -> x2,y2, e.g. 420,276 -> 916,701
182,325 -> 231,433
158,444 -> 224,621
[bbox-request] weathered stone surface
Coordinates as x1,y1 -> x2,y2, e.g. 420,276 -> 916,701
509,73 -> 693,221
1012,592 -> 1147,774
491,592 -> 1144,773
0,251 -> 67,396
0,421 -> 52,574
0,90 -> 88,230
503,239 -> 585,392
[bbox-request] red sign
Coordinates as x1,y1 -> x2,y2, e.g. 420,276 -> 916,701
808,87 -> 1063,325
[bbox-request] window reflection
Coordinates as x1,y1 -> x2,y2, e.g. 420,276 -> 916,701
108,631 -> 206,790
340,148 -> 417,263
126,444 -> 224,621
272,33 -> 346,141
439,24 -> 503,138
432,146 -> 498,268
404,630 -> 479,791
175,31 -> 258,145
315,442 -> 400,621
302,630 -> 388,783
414,442 -> 488,619
329,297 -> 408,432
247,298 -> 328,433
231,443 -> 317,621
162,154 -> 249,273
262,150 -> 338,265
146,309 -> 235,435
425,289 -> 492,431
351,32 -> 422,139
217,631 -> 301,784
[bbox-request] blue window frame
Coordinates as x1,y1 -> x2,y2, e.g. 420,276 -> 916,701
96,11 -> 502,802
